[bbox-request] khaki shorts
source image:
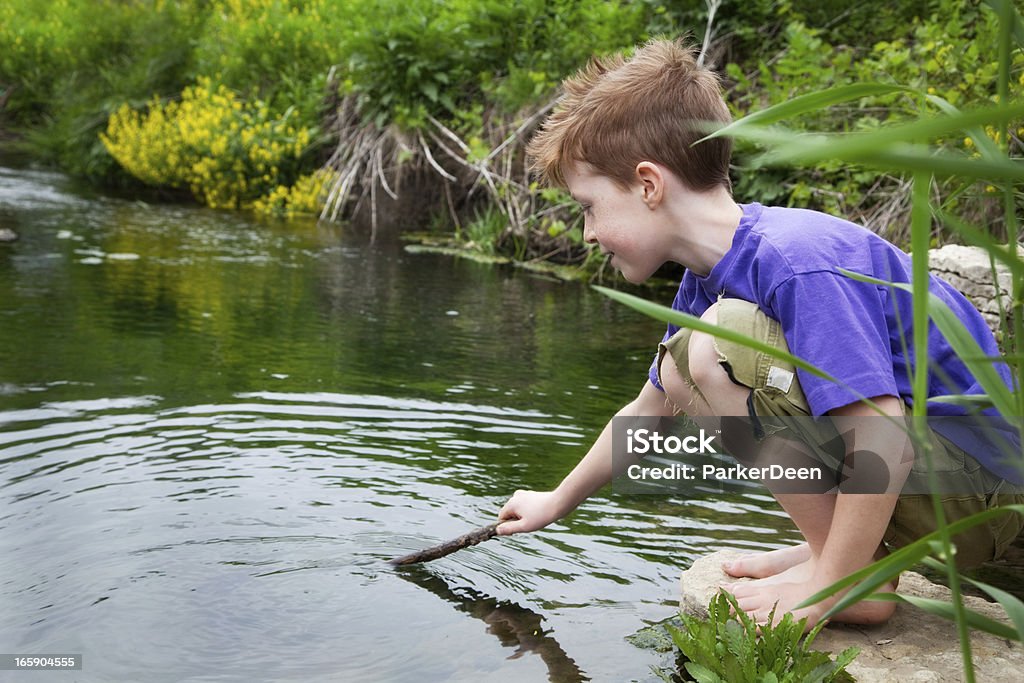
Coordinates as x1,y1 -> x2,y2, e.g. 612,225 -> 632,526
656,297 -> 1024,568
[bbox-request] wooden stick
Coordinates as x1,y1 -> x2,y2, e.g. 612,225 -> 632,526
388,522 -> 500,566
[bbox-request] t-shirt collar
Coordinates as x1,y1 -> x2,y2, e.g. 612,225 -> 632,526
696,202 -> 762,290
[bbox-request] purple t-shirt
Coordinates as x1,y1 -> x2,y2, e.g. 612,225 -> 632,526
648,202 -> 1019,480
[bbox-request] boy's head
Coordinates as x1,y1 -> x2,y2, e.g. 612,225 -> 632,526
527,39 -> 732,193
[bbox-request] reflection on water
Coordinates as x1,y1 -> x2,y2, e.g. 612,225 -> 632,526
0,166 -> 798,681
399,569 -> 588,683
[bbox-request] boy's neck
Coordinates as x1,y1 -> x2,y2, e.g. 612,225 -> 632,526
664,185 -> 744,278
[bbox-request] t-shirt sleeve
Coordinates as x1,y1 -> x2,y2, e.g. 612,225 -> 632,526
769,271 -> 900,415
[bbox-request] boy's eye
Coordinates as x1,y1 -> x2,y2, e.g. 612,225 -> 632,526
580,204 -> 592,214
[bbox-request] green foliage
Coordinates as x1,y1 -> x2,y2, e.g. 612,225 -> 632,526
341,0 -> 646,127
341,0 -> 476,128
480,0 -> 647,112
193,0 -> 338,117
723,0 -> 1024,233
0,0 -> 647,208
0,0 -> 209,180
100,79 -> 315,210
464,206 -> 508,256
657,592 -> 857,683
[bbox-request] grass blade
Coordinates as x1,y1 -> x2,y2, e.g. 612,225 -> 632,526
798,540 -> 929,611
927,394 -> 997,409
923,556 -> 1024,639
814,544 -> 930,618
925,94 -> 1005,161
801,506 -> 1024,614
592,285 -> 834,380
870,593 -> 1020,640
936,210 -> 1024,278
761,101 -> 1024,166
761,144 -> 1024,180
697,83 -> 916,143
982,0 -> 1024,47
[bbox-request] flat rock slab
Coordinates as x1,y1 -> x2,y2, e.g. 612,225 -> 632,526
680,549 -> 1024,682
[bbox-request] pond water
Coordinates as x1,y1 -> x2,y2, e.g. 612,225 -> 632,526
0,165 -> 799,682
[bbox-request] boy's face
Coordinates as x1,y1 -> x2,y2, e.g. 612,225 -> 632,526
564,163 -> 665,283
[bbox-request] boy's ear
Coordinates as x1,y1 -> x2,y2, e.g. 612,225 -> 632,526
635,161 -> 664,209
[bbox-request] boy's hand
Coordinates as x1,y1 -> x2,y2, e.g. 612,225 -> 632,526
496,489 -> 565,535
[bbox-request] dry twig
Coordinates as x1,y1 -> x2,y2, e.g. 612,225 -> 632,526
388,523 -> 500,566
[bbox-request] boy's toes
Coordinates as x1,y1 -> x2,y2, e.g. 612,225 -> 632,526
720,581 -> 752,598
721,558 -> 751,577
722,555 -> 776,579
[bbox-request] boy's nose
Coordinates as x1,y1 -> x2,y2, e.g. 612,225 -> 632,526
583,223 -> 597,244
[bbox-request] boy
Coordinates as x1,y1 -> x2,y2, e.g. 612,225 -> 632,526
495,38 -> 1023,629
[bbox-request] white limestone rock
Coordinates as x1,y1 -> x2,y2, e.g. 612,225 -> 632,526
929,244 -> 1017,332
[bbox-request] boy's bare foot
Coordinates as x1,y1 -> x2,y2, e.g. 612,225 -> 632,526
723,554 -> 815,592
723,558 -> 899,630
721,543 -> 812,579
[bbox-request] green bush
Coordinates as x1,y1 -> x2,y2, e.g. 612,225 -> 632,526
0,0 -> 208,181
723,0 -> 1023,234
192,0 -> 342,127
340,0 -> 647,128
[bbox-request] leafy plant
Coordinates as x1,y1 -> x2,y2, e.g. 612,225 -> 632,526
657,591 -> 858,683
723,0 -> 1024,241
101,78 -> 315,210
0,0 -> 209,181
463,206 -> 508,255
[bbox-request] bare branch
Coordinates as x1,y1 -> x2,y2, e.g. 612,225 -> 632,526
418,132 -> 457,182
697,0 -> 722,68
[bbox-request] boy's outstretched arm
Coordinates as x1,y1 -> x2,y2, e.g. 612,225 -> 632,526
496,379 -> 675,535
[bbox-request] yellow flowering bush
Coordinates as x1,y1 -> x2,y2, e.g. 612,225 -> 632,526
101,78 -> 313,209
251,170 -> 337,217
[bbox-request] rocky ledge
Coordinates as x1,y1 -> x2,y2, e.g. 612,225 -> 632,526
680,549 -> 1024,683
930,244 -> 1018,333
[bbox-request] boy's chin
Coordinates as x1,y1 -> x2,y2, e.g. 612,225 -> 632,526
618,266 -> 655,284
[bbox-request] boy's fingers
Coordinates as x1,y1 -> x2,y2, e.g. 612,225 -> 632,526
497,490 -> 526,521
496,520 -> 522,536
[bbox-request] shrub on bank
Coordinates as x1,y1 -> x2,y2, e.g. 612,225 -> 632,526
101,78 -> 314,210
251,169 -> 337,217
0,0 -> 208,180
724,0 -> 1023,239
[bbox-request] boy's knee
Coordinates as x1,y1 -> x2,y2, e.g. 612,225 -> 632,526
687,304 -> 729,390
658,351 -> 691,412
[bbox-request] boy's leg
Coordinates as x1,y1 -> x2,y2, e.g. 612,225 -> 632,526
660,302 -> 841,565
662,351 -> 832,559
659,300 -> 896,625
